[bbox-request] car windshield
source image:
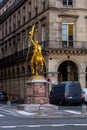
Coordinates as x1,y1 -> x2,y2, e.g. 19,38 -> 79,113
67,83 -> 81,94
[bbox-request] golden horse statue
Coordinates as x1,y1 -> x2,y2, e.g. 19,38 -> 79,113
29,25 -> 45,77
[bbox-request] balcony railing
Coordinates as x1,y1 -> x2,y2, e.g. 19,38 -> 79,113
0,48 -> 28,66
41,40 -> 87,50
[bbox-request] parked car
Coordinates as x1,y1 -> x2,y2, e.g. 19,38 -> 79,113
0,92 -> 8,102
49,81 -> 83,105
82,88 -> 87,103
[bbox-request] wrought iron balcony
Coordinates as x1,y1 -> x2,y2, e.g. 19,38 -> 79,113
0,48 -> 28,66
41,40 -> 87,50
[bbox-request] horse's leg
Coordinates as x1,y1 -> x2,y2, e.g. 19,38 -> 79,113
36,62 -> 38,75
41,61 -> 44,72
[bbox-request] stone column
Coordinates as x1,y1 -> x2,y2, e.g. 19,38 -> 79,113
79,72 -> 86,88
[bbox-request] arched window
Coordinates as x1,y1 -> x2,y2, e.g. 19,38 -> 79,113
8,70 -> 11,78
12,69 -> 15,77
1,71 -> 3,79
4,70 -> 6,77
16,67 -> 20,77
21,66 -> 25,76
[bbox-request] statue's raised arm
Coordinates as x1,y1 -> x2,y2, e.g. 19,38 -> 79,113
29,24 -> 35,46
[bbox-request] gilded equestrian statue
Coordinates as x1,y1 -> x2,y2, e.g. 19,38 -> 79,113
29,25 -> 45,76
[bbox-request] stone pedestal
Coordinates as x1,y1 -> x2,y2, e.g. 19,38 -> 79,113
26,77 -> 49,104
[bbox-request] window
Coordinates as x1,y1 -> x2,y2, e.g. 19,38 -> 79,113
22,32 -> 26,49
62,0 -> 73,6
2,24 -> 4,37
17,11 -> 20,27
33,25 -> 38,41
13,14 -> 16,30
12,69 -> 15,77
23,16 -> 25,24
8,70 -> 11,78
13,23 -> 16,30
9,40 -> 11,47
21,67 -> 25,76
2,48 -> 4,53
1,72 -> 3,79
9,18 -> 11,33
5,22 -> 7,35
35,0 -> 37,8
5,44 -> 7,50
35,0 -> 38,15
18,20 -> 20,27
16,67 -> 20,77
28,2 -> 31,19
22,6 -> 26,24
13,36 -> 15,46
62,23 -> 74,47
42,25 -> 46,41
17,34 -> 20,51
42,0 -> 45,10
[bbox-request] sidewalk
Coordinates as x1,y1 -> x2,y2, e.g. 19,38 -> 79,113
0,103 -> 87,118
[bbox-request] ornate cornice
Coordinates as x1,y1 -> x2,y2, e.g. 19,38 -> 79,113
45,48 -> 87,55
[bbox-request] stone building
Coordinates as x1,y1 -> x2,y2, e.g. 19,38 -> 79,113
0,0 -> 87,100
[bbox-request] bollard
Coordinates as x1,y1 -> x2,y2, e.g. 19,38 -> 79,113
38,104 -> 43,115
7,100 -> 11,108
81,104 -> 87,116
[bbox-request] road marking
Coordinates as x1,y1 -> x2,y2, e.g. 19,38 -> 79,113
16,110 -> 37,115
0,109 -> 21,117
63,110 -> 81,114
28,125 -> 40,127
0,124 -> 87,128
0,114 -> 4,117
2,126 -> 16,128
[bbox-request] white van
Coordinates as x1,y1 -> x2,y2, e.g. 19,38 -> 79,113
82,88 -> 87,103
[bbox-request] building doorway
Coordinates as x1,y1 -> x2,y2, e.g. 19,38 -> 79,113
58,60 -> 78,82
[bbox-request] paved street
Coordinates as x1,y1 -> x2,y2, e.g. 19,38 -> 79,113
0,111 -> 87,130
0,103 -> 87,118
0,103 -> 87,129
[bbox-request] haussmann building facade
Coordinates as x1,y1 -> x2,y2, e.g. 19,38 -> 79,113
0,0 -> 87,101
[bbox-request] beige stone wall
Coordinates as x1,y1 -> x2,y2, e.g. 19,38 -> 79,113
49,0 -> 87,9
76,0 -> 87,8
49,9 -> 87,43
